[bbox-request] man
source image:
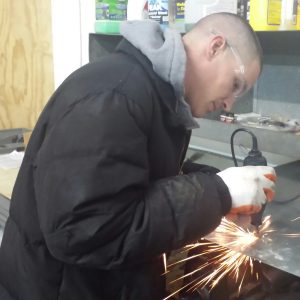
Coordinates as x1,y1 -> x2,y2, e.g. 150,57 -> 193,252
0,13 -> 276,300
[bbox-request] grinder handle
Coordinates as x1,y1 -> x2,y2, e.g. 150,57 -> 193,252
243,149 -> 268,227
251,203 -> 266,227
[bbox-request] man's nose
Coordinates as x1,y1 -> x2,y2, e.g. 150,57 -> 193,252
222,96 -> 235,111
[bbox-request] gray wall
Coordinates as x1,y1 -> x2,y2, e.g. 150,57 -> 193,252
254,55 -> 300,120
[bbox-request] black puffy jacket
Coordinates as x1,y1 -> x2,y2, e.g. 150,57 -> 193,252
0,39 -> 231,300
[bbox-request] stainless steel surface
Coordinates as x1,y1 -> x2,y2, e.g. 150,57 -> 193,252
242,198 -> 300,277
206,159 -> 300,278
187,149 -> 300,277
0,194 -> 9,228
241,161 -> 300,277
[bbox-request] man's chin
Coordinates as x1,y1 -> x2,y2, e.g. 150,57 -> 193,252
191,110 -> 206,118
190,103 -> 214,118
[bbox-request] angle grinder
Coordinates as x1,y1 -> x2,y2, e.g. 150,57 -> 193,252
230,128 -> 268,233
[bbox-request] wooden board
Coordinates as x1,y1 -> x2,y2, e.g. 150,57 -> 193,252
0,0 -> 54,130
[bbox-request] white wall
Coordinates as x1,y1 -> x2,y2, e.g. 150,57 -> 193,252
51,0 -> 94,88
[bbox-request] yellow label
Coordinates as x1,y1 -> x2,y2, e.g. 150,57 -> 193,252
298,0 -> 300,29
267,0 -> 282,25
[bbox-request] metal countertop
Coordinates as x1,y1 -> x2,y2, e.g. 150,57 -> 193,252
241,160 -> 300,277
207,159 -> 300,277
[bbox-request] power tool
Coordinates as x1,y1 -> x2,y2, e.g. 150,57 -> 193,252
230,128 -> 268,233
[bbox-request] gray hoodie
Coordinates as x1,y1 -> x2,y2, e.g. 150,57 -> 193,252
120,20 -> 199,130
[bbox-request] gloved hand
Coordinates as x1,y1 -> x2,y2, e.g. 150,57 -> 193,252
217,166 -> 277,215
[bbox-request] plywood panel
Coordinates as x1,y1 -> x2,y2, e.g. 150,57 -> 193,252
0,0 -> 54,130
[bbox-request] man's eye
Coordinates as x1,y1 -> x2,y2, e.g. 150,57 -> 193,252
233,78 -> 241,94
233,77 -> 246,98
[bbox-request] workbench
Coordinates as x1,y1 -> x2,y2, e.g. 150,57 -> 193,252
0,162 -> 20,229
188,150 -> 300,280
243,160 -> 300,278
0,145 -> 299,282
0,129 -> 25,236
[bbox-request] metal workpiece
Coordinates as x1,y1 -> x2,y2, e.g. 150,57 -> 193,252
245,199 -> 300,277
207,160 -> 300,278
246,160 -> 300,277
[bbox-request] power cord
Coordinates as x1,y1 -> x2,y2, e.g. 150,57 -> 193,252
230,128 -> 300,205
230,128 -> 267,167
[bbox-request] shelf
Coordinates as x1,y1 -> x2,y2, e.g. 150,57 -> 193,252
89,30 -> 300,59
256,31 -> 300,56
192,119 -> 300,161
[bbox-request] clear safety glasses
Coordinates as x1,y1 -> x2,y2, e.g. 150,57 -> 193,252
226,42 -> 247,98
211,30 -> 247,98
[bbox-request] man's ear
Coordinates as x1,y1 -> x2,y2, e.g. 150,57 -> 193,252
207,35 -> 226,61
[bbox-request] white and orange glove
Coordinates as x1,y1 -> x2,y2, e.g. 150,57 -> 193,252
217,166 -> 277,216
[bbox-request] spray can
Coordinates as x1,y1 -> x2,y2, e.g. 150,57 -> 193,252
95,0 -> 128,34
184,0 -> 238,32
127,0 -> 148,20
238,0 -> 250,21
169,0 -> 186,32
280,0 -> 299,30
148,0 -> 169,27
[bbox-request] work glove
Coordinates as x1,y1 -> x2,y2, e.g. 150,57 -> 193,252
217,166 -> 277,215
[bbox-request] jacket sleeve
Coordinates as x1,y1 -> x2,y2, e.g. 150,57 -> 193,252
182,160 -> 220,175
34,90 -> 231,269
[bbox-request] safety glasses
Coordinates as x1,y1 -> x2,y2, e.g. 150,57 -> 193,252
226,42 -> 247,98
211,30 -> 247,98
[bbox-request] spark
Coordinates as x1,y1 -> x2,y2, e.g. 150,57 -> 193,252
163,217 -> 271,300
163,253 -> 167,273
291,216 -> 300,222
280,233 -> 300,237
163,242 -> 255,300
164,215 -> 300,299
208,217 -> 259,251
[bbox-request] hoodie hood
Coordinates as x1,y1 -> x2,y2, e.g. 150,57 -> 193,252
120,20 -> 199,130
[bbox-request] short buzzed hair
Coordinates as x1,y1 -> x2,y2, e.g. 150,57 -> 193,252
187,12 -> 263,70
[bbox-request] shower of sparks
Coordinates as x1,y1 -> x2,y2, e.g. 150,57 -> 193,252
163,217 -> 272,300
163,253 -> 167,273
281,233 -> 300,237
163,215 -> 300,300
